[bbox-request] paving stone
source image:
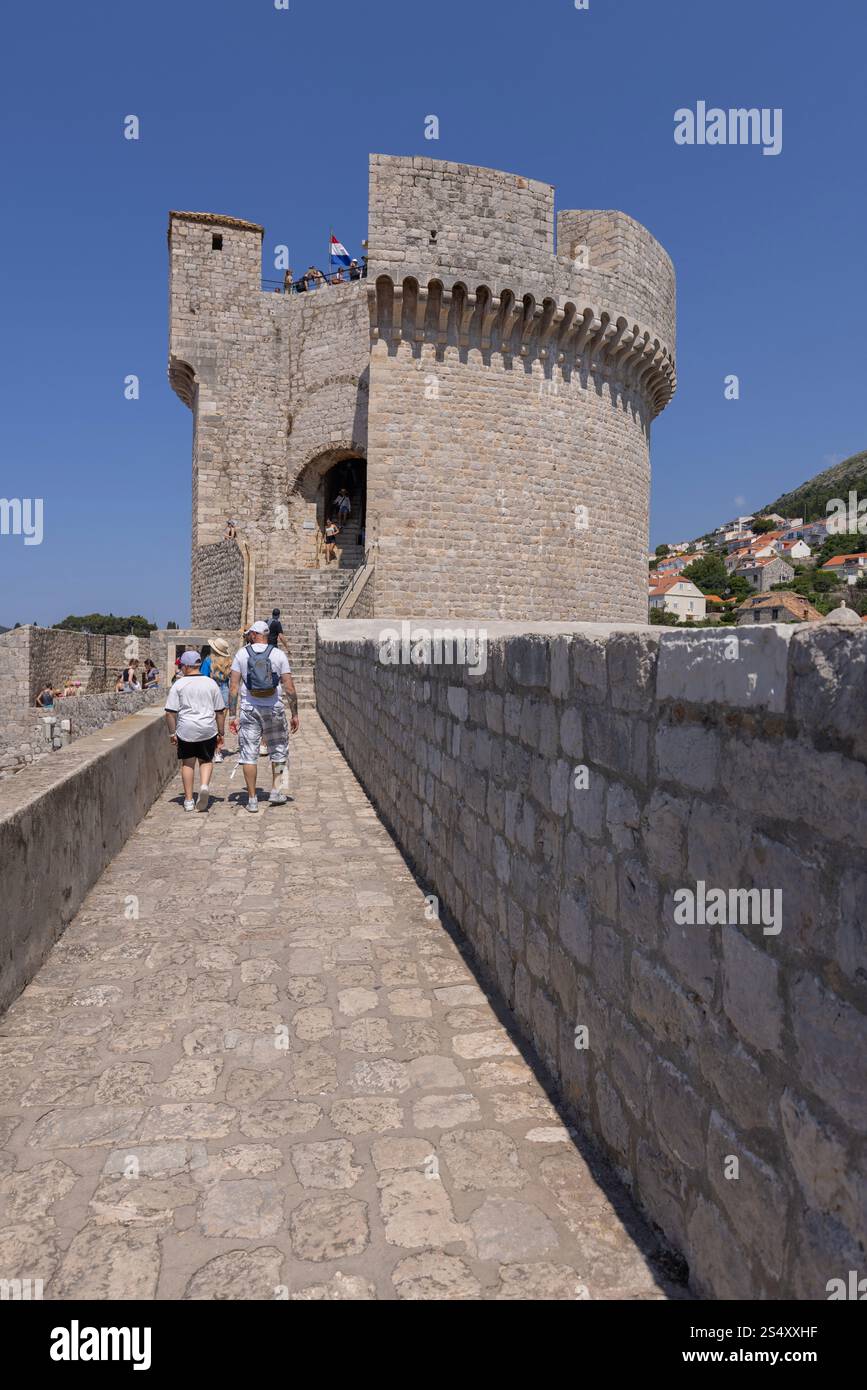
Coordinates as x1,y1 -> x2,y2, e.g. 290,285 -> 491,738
337,988 -> 378,1016
392,1251 -> 481,1300
163,1059 -> 222,1099
239,1102 -> 322,1138
90,1174 -> 198,1226
468,1197 -> 559,1262
406,1055 -> 465,1089
27,1106 -> 144,1150
289,1194 -> 370,1261
378,1169 -> 466,1249
185,1246 -> 284,1300
95,1063 -> 154,1105
52,1224 -> 162,1299
413,1093 -> 482,1130
294,1007 -> 334,1042
452,1031 -> 520,1060
330,1098 -> 404,1135
0,1160 -> 78,1219
290,1271 -> 377,1300
199,1180 -> 284,1239
348,1059 -> 410,1093
0,1220 -> 61,1282
291,1140 -> 362,1190
224,1068 -> 282,1105
492,1262 -> 591,1299
370,1138 -> 434,1173
440,1129 -> 527,1190
0,713 -> 676,1302
140,1104 -> 236,1142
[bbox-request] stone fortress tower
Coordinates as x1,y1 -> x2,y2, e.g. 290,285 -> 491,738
168,154 -> 676,641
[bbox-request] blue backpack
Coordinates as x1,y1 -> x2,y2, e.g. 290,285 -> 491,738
245,643 -> 278,697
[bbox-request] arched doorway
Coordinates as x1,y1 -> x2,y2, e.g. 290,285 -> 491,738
323,458 -> 366,566
288,447 -> 367,570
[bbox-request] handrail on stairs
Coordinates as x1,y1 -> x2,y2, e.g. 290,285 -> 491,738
332,545 -> 377,618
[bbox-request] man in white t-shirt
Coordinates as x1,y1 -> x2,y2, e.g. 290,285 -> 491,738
229,621 -> 299,813
164,651 -> 226,812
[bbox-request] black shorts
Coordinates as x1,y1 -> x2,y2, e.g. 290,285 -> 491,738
177,735 -> 218,762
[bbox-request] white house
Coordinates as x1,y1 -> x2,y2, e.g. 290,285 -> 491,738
649,577 -> 707,620
778,538 -> 811,563
821,553 -> 867,584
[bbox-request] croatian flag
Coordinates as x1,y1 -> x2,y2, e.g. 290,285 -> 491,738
330,234 -> 351,268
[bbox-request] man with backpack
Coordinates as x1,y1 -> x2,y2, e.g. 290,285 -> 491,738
228,621 -> 299,812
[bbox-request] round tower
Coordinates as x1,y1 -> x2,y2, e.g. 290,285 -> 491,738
365,155 -> 676,622
167,157 -> 676,630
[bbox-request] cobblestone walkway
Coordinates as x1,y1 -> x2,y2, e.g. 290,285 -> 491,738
0,714 -> 682,1300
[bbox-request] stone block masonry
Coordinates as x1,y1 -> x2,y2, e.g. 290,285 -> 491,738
316,618 -> 867,1299
190,539 -> 245,629
0,709 -> 175,1014
0,688 -> 163,780
0,626 -> 156,706
169,154 -> 675,628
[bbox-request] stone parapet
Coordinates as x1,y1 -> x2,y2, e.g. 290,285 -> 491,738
0,709 -> 175,1013
315,618 -> 867,1299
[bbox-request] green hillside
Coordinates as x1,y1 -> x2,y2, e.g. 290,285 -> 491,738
758,449 -> 867,523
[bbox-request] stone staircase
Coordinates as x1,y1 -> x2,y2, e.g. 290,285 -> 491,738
330,513 -> 364,569
259,568 -> 355,706
71,660 -> 95,694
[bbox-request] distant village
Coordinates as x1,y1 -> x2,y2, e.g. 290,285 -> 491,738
648,506 -> 867,626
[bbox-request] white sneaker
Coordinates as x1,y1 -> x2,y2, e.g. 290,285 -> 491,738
213,751 -> 224,763
246,795 -> 260,813
196,788 -> 210,812
269,790 -> 288,805
183,799 -> 196,812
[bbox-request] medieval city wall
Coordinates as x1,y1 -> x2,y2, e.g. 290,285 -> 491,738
0,688 -> 163,781
0,708 -> 174,1013
315,618 -> 867,1299
0,626 -> 156,706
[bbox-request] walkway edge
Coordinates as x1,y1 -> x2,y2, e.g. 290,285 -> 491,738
0,707 -> 175,1014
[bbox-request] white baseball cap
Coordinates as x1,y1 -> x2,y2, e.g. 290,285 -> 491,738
247,620 -> 269,635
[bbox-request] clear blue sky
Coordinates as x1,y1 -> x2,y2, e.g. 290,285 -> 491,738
1,0 -> 864,626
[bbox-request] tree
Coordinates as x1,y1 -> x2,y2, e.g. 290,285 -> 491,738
751,517 -> 776,535
682,553 -> 728,594
726,574 -> 752,601
56,612 -> 157,638
816,531 -> 867,565
166,621 -> 179,629
649,607 -> 679,626
655,544 -> 670,558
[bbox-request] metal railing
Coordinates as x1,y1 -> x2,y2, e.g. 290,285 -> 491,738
332,545 -> 376,618
263,265 -> 368,294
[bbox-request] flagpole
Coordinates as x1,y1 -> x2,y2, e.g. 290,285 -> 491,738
329,226 -> 333,283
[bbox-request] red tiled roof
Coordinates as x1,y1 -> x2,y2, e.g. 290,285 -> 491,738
822,554 -> 867,568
